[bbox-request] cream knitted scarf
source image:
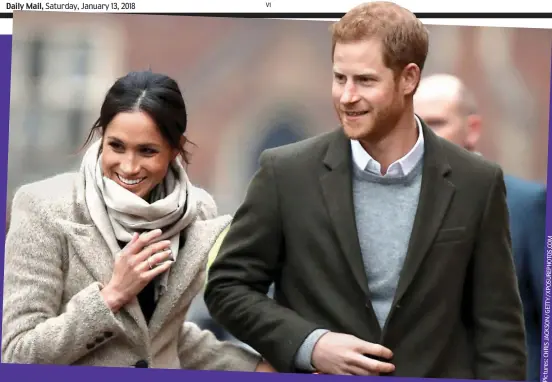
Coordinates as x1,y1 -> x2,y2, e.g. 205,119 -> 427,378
81,139 -> 198,301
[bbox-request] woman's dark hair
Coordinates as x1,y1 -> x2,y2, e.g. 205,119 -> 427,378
83,70 -> 193,164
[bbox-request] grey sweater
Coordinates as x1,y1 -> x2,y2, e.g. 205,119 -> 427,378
294,156 -> 423,371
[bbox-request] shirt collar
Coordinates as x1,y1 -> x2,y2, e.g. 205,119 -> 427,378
350,115 -> 425,177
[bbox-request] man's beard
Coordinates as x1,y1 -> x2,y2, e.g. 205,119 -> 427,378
339,95 -> 405,143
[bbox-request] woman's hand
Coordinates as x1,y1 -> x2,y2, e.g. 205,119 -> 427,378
100,229 -> 174,312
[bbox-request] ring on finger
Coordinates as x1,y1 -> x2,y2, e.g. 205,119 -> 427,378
147,256 -> 154,270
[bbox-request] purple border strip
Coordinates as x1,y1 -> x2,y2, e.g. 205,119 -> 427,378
0,363 -> 499,382
0,34 -> 10,342
0,34 -> 549,382
541,44 -> 552,382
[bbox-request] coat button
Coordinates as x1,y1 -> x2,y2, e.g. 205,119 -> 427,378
135,360 -> 149,368
86,343 -> 94,350
104,331 -> 113,338
95,336 -> 104,343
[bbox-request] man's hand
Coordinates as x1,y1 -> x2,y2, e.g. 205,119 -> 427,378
311,332 -> 395,376
255,359 -> 278,372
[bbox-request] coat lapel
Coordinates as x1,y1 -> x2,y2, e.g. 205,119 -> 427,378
60,221 -> 113,287
148,215 -> 232,338
384,124 -> 455,330
320,131 -> 368,296
65,173 -> 150,344
319,130 -> 382,333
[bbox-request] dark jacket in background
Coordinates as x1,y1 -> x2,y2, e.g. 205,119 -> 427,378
504,175 -> 546,381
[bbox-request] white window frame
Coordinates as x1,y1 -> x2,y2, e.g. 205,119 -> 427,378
10,22 -> 124,150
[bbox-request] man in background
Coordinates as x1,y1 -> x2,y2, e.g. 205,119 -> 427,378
414,73 -> 546,381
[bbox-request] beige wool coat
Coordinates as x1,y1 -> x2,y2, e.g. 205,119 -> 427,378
1,171 -> 261,370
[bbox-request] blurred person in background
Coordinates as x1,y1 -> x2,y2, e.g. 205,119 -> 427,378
186,227 -> 243,345
1,70 -> 275,371
414,73 -> 546,382
186,115 -> 305,343
205,1 -> 527,379
187,229 -> 274,350
187,228 -> 235,341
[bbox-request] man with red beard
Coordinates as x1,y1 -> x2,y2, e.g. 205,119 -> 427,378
205,2 -> 527,379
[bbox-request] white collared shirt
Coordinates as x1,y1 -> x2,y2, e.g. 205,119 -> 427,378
350,115 -> 425,177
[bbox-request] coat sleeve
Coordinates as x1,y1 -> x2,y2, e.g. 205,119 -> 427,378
204,151 -> 322,372
471,166 -> 527,380
177,321 -> 261,371
1,186 -> 126,364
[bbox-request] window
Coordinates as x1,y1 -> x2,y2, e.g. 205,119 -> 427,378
9,22 -> 123,199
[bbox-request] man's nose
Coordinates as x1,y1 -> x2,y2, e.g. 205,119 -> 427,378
341,82 -> 360,104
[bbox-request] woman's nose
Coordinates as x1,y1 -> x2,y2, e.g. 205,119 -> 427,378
119,156 -> 140,175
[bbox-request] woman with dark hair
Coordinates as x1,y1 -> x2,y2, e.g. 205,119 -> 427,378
1,71 -> 273,371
